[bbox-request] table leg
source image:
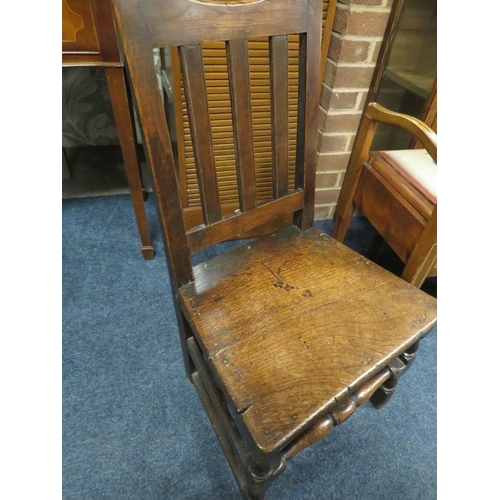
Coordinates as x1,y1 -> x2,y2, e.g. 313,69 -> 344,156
105,67 -> 154,260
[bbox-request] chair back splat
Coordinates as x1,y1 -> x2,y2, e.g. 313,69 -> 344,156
113,0 -> 321,288
111,1 -> 437,498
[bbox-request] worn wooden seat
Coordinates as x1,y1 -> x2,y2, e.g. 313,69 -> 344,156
180,224 -> 435,454
111,0 -> 437,497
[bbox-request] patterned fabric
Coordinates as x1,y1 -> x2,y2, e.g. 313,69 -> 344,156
62,67 -> 119,147
62,50 -> 161,147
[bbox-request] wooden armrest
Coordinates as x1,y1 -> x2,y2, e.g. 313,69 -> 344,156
366,103 -> 437,162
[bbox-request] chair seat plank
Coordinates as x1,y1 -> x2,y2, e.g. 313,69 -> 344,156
179,225 -> 437,452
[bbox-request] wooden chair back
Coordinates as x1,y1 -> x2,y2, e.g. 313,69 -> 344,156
111,0 -> 322,289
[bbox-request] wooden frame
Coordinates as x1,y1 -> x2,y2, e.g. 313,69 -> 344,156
111,2 -> 437,497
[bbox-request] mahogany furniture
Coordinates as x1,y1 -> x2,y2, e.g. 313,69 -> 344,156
333,102 -> 437,288
111,0 -> 437,497
62,0 -> 154,259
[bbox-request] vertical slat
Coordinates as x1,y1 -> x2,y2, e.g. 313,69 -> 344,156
294,33 -> 307,193
295,0 -> 322,229
226,38 -> 257,212
179,44 -> 222,225
170,47 -> 189,207
269,35 -> 289,199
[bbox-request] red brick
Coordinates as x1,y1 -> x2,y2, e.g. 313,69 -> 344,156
318,105 -> 328,132
344,10 -> 390,37
323,59 -> 337,88
323,112 -> 362,134
331,66 -> 374,89
329,91 -> 360,110
316,172 -> 341,189
314,204 -> 333,220
333,5 -> 350,35
317,152 -> 351,172
320,83 -> 334,109
315,188 -> 341,205
336,171 -> 346,188
329,36 -> 371,64
369,40 -> 383,64
356,91 -> 368,111
350,0 -> 387,5
317,131 -> 349,151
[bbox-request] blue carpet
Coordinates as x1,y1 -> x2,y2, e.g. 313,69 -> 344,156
62,194 -> 436,499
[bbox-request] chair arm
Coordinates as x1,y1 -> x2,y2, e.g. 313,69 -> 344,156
366,102 -> 437,162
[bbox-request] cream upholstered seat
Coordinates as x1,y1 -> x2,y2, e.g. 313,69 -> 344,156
379,149 -> 437,203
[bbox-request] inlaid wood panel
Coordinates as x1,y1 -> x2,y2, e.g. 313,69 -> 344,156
62,0 -> 99,53
62,0 -> 121,65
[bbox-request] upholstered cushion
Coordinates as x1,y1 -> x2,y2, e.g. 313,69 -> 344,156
379,149 -> 437,204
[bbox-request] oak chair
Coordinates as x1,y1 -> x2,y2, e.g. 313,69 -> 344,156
333,102 -> 437,288
111,0 -> 437,498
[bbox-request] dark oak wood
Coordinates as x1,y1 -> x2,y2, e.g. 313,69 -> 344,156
187,191 -> 304,254
179,225 -> 436,452
179,44 -> 222,225
333,102 -> 437,288
62,0 -> 154,259
168,1 -> 335,230
111,1 -> 437,497
269,35 -> 289,199
226,38 -> 257,212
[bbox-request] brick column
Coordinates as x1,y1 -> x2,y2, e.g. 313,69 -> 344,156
314,0 -> 394,220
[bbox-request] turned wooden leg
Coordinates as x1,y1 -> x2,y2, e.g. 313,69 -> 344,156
370,341 -> 420,409
105,67 -> 154,260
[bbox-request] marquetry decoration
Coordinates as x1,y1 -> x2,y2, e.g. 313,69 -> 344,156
62,0 -> 99,54
62,0 -> 85,42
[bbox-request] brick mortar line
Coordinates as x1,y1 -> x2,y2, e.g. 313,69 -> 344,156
355,92 -> 366,110
321,81 -> 370,93
337,62 -> 376,68
319,132 -> 357,138
331,32 -> 384,43
325,86 -> 370,92
367,40 -> 380,63
318,151 -> 350,156
326,57 -> 376,69
336,4 -> 391,14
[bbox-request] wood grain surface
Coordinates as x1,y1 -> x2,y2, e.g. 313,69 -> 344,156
180,225 -> 437,452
